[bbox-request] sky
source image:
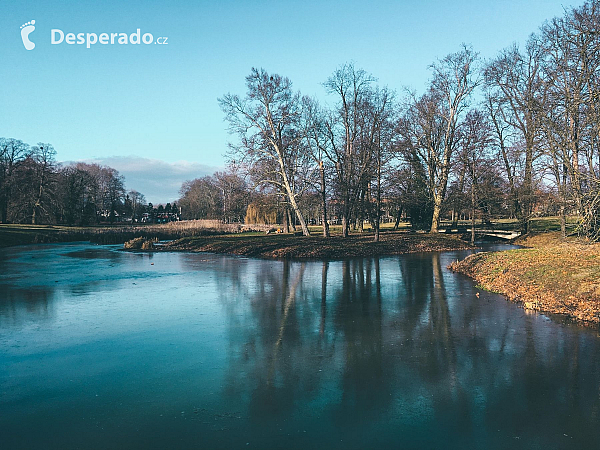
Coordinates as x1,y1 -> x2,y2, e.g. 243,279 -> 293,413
1,0 -> 576,203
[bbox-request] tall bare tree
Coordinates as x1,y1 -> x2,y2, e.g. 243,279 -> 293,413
0,138 -> 30,223
302,96 -> 331,237
484,38 -> 545,233
323,63 -> 377,237
219,68 -> 311,236
399,46 -> 479,233
59,165 -> 92,225
30,143 -> 57,225
458,110 -> 494,243
214,169 -> 250,223
321,65 -> 396,239
360,86 -> 396,241
128,190 -> 147,222
539,0 -> 600,239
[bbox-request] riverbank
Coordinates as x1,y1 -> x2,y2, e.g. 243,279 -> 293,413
161,231 -> 473,259
449,232 -> 600,324
0,222 -> 271,248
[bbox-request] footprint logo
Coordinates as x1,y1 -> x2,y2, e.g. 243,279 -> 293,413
20,20 -> 36,50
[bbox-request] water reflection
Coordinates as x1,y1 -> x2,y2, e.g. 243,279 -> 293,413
202,253 -> 600,449
1,245 -> 600,449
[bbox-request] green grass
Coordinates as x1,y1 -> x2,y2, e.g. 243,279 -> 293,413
464,216 -> 580,233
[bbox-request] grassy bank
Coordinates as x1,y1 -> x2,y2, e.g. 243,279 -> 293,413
449,232 -> 600,325
0,216 -> 575,249
162,231 -> 473,259
0,221 -> 272,248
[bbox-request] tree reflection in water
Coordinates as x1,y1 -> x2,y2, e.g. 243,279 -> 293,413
214,252 -> 600,448
3,245 -> 600,449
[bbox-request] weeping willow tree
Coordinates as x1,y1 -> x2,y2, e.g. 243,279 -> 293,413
245,202 -> 278,225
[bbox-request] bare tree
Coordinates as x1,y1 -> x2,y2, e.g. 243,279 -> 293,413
104,168 -> 125,223
302,96 -> 331,237
539,0 -> 600,238
459,110 -> 494,243
0,138 -> 30,223
30,143 -> 57,225
399,46 -> 479,233
128,190 -> 147,222
59,165 -> 93,225
214,169 -> 250,223
484,38 -> 545,233
178,176 -> 222,220
361,86 -> 396,241
219,68 -> 311,236
323,63 -> 378,237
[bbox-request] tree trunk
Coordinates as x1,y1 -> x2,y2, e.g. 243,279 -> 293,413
393,206 -> 402,230
560,164 -> 567,239
560,204 -> 566,239
430,195 -> 442,233
319,161 -> 330,238
374,163 -> 381,242
285,182 -> 309,236
287,208 -> 296,232
321,210 -> 329,237
0,188 -> 8,223
276,151 -> 310,236
283,207 -> 289,233
430,150 -> 451,234
471,184 -> 476,245
521,131 -> 534,234
32,182 -> 44,225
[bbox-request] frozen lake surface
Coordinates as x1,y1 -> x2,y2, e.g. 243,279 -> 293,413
1,243 -> 600,449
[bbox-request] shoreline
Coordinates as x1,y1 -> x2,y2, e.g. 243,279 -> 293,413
449,232 -> 600,325
157,232 -> 474,260
0,222 -> 271,248
6,224 -> 599,326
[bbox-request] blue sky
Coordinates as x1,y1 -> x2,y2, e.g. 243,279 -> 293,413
1,0 -> 573,202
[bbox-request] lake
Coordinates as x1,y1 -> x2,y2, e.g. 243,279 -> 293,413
1,243 -> 600,449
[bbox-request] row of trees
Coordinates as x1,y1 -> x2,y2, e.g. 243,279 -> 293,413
0,137 -> 151,225
209,0 -> 600,240
178,170 -> 248,222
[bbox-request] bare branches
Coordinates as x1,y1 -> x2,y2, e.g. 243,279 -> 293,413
398,46 -> 479,232
219,68 -> 311,235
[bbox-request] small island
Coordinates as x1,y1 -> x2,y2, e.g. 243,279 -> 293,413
160,230 -> 473,259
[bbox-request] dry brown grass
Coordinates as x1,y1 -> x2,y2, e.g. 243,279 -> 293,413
162,231 -> 473,260
147,220 -> 273,234
450,232 -> 600,324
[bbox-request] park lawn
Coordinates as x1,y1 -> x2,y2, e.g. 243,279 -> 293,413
449,232 -> 600,324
